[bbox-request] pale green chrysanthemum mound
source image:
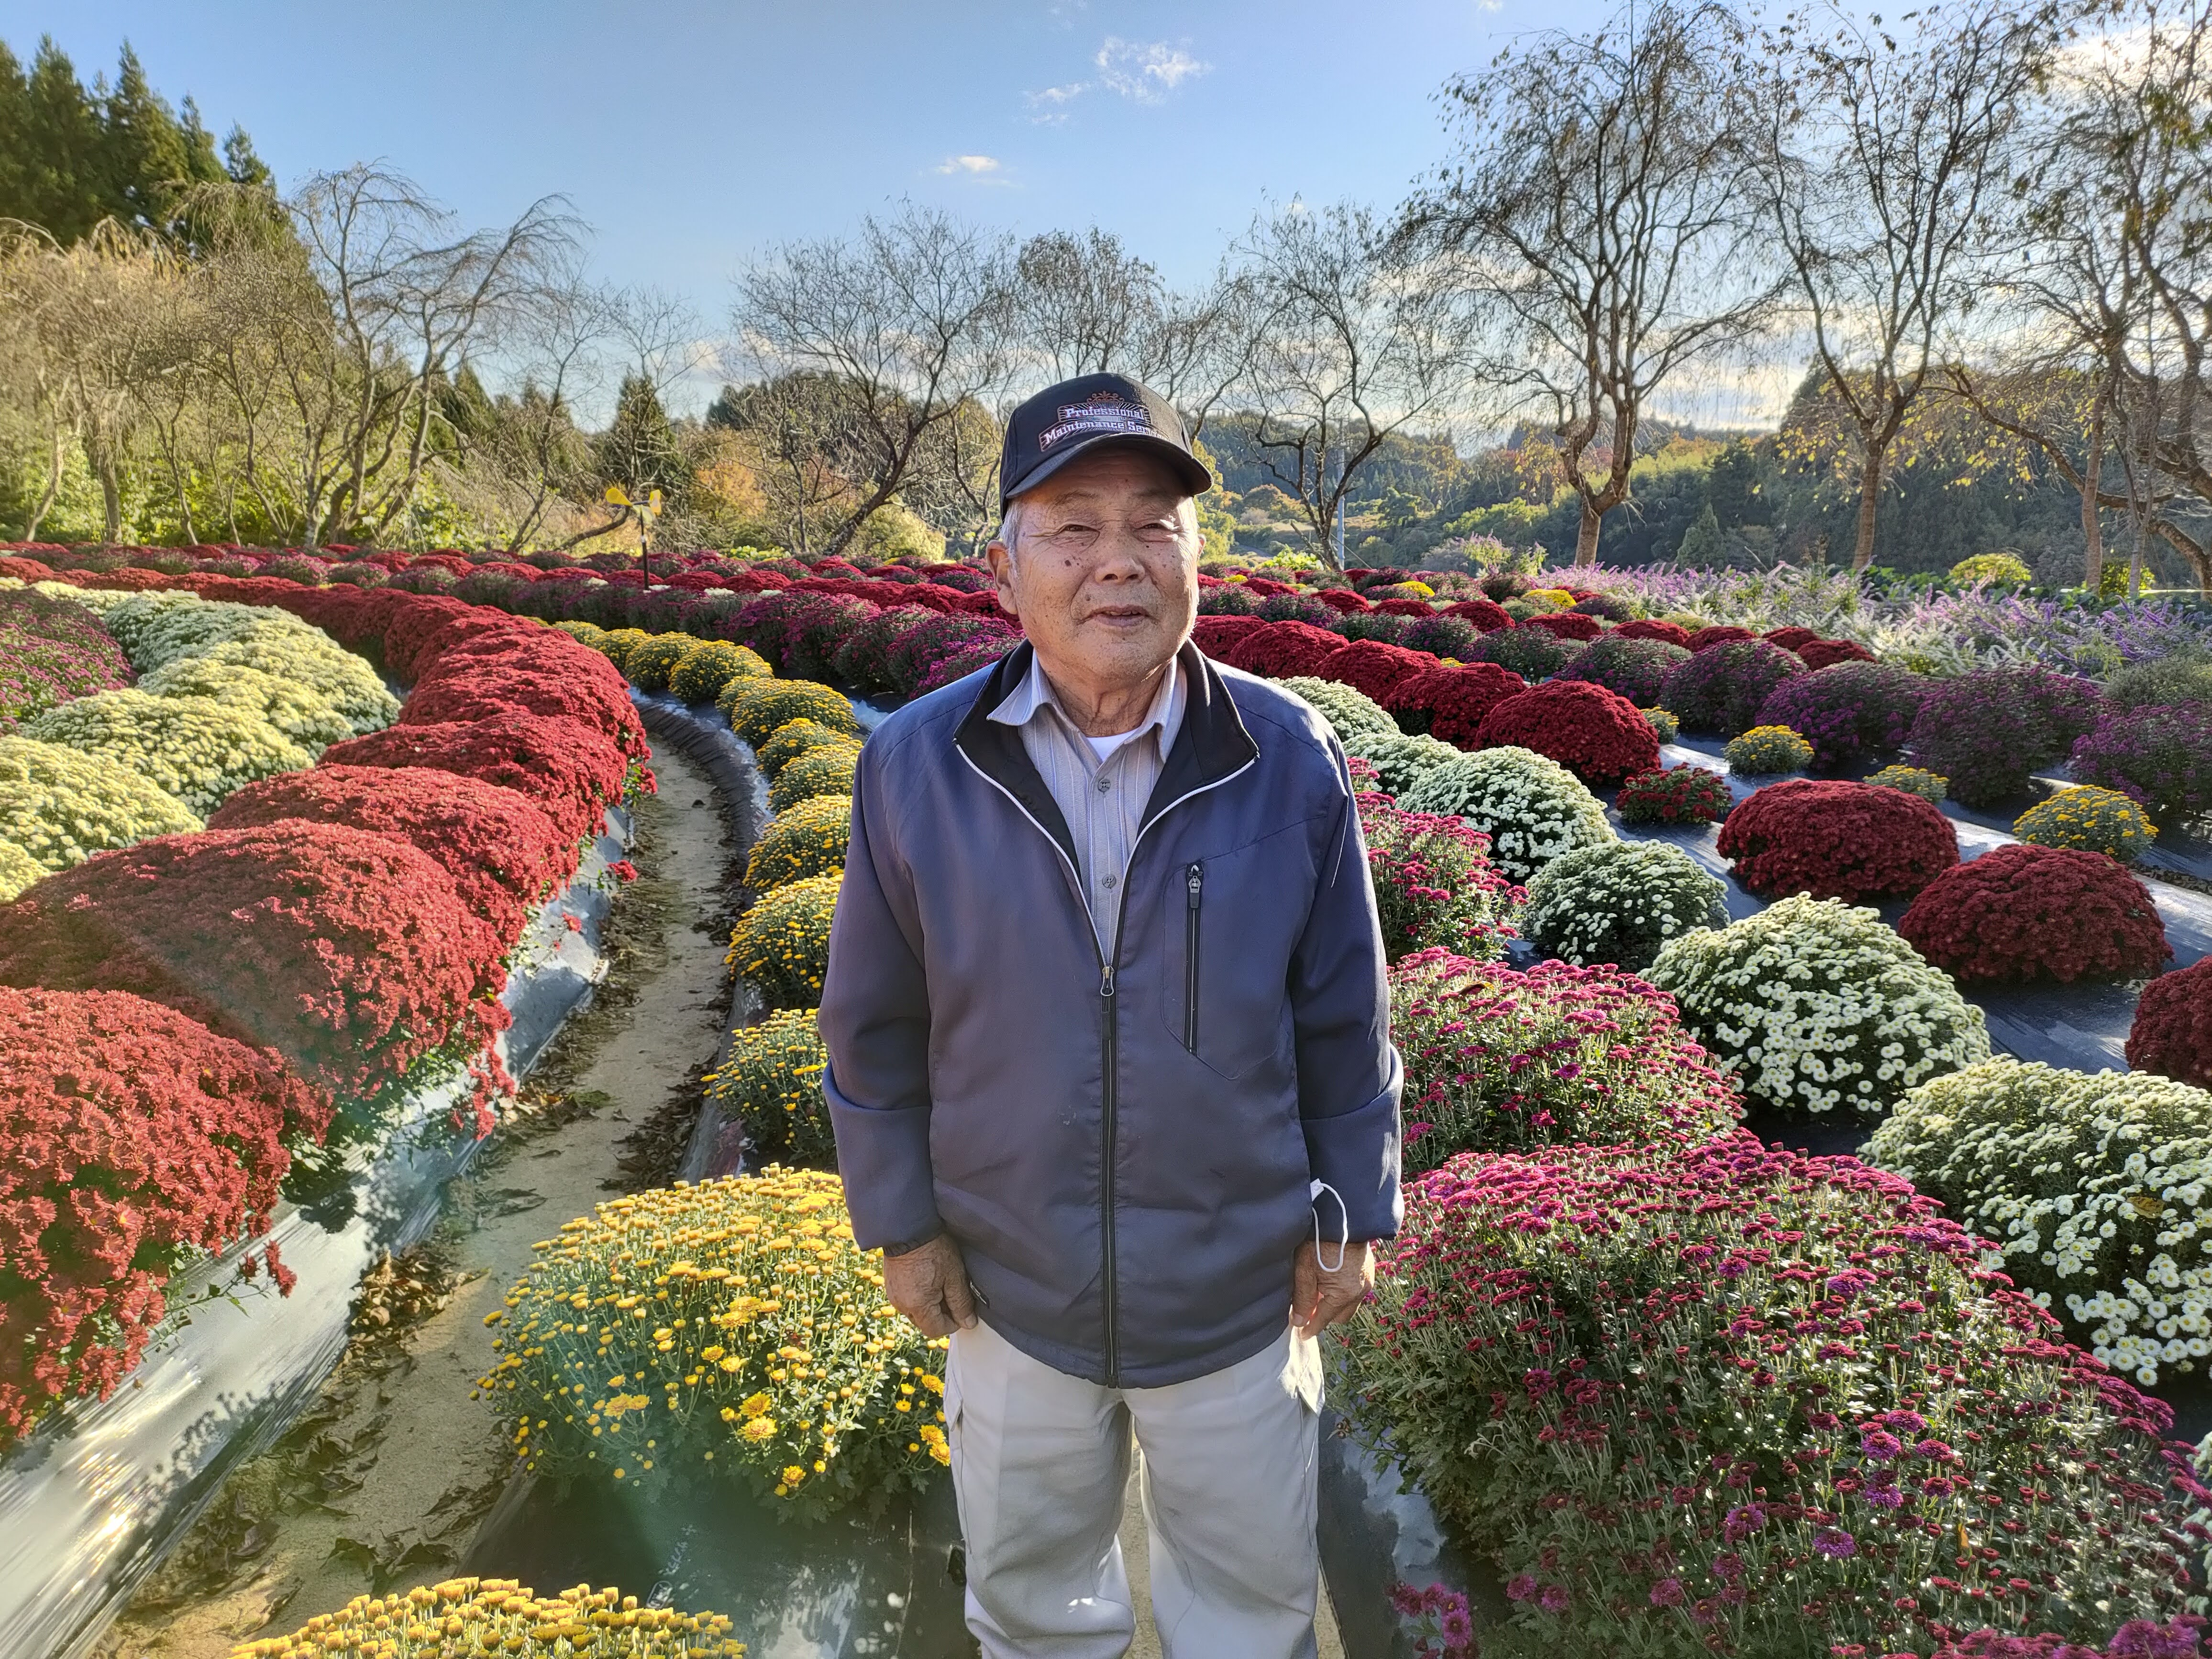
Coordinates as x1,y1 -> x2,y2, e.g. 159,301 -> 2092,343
0,735 -> 204,869
1275,676 -> 1400,743
1342,730 -> 1465,799
0,836 -> 43,902
137,658 -> 354,752
23,689 -> 312,816
1398,745 -> 1615,884
1522,840 -> 1729,973
1869,1057 -> 2212,1388
103,592 -> 291,668
1645,893 -> 1989,1122
186,633 -> 397,734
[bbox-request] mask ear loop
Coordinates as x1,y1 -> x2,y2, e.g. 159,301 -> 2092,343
1309,1179 -> 1347,1274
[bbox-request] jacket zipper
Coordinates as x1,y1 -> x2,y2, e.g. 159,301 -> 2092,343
959,748 -> 1256,1387
1183,862 -> 1203,1053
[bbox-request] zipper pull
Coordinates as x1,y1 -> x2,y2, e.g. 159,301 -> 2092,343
1186,862 -> 1203,908
1100,965 -> 1116,999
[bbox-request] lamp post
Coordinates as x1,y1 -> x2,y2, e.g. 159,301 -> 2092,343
602,485 -> 665,583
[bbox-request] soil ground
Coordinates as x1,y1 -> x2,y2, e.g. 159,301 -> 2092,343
93,746 -> 738,1658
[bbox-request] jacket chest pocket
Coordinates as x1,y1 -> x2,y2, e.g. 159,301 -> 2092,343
1160,840 -> 1303,1080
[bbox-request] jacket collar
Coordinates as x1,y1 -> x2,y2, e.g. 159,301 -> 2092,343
953,641 -> 1260,863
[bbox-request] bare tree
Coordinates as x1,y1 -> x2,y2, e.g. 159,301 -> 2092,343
732,202 -> 1013,557
1235,202 -> 1479,569
1407,1 -> 1777,566
1011,228 -> 1166,380
472,256 -> 620,550
1754,0 -> 2057,572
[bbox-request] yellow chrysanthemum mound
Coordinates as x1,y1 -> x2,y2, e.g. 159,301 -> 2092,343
755,719 -> 858,779
745,795 -> 851,893
0,734 -> 204,868
23,689 -> 311,816
704,1009 -> 833,1166
726,873 -> 839,1010
2014,784 -> 2159,864
596,628 -> 654,673
1722,724 -> 1814,776
622,633 -> 706,694
767,746 -> 858,815
478,1170 -> 947,1521
0,837 -> 42,902
228,1578 -> 744,1659
717,679 -> 861,749
669,641 -> 771,705
138,657 -> 354,752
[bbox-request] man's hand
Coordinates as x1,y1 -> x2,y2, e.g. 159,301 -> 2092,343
883,1233 -> 979,1338
1291,1239 -> 1374,1338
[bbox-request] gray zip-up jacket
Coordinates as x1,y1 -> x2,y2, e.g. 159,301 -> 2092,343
819,641 -> 1403,1389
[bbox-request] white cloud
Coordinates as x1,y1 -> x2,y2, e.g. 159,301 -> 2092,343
1093,37 -> 1209,102
936,154 -> 1003,176
1023,81 -> 1087,124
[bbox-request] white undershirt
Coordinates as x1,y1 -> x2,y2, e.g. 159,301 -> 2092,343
1082,727 -> 1150,763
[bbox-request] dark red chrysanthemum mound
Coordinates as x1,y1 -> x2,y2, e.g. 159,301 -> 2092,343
1474,679 -> 1659,786
208,764 -> 576,947
1440,597 -> 1514,632
2128,956 -> 2212,1090
1524,611 -> 1603,641
376,596 -> 477,679
1614,618 -> 1693,648
1764,626 -> 1820,652
1897,844 -> 2169,984
401,635 -> 647,758
1191,615 -> 1269,657
1382,664 -> 1528,747
1315,640 -> 1440,702
1615,764 -> 1736,826
1716,778 -> 1959,902
1219,620 -> 1346,679
1371,597 -> 1435,618
319,713 -> 626,845
1687,624 -> 1759,653
1796,638 -> 1877,670
0,986 -> 331,1441
0,824 -> 509,1108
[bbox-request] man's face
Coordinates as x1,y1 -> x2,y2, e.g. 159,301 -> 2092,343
987,446 -> 1198,691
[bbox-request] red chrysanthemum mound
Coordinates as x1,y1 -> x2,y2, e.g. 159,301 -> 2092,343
1313,587 -> 1371,614
376,596 -> 477,679
1716,778 -> 1959,901
1896,844 -> 2170,984
1191,615 -> 1269,657
1371,597 -> 1435,617
0,824 -> 509,1110
1382,664 -> 1527,747
1615,764 -> 1735,826
1524,611 -> 1603,641
1440,597 -> 1514,632
401,647 -> 646,758
1687,624 -> 1759,652
1797,638 -> 1877,670
0,987 -> 331,1442
1314,639 -> 1439,702
1764,625 -> 1820,651
320,713 -> 626,845
1614,618 -> 1692,647
1219,620 -> 1346,679
1474,680 -> 1659,786
281,585 -> 413,654
0,555 -> 57,582
208,765 -> 576,947
2128,957 -> 2212,1090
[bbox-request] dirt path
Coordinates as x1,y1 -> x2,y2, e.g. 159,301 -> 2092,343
95,746 -> 738,1658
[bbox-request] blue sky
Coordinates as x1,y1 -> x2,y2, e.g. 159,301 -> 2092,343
1,0 -> 1582,369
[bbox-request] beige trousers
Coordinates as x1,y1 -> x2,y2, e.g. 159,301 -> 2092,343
944,1317 -> 1324,1659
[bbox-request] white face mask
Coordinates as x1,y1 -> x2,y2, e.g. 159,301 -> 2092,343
1309,1179 -> 1348,1273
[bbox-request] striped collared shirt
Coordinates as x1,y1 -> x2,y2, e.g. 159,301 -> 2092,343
988,653 -> 1187,958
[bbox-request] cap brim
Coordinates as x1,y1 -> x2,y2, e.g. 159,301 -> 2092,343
1002,432 -> 1213,510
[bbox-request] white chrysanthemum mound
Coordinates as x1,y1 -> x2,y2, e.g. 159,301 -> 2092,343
0,836 -> 42,902
22,689 -> 312,816
1870,1058 -> 2212,1388
0,735 -> 204,870
1645,894 -> 1989,1122
102,592 -> 286,668
1343,730 -> 1463,798
1275,676 -> 1399,742
138,657 -> 354,752
1522,840 -> 1729,973
1398,745 -> 1615,883
102,591 -> 398,733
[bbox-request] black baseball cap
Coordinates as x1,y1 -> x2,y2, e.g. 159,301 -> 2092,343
999,372 -> 1213,511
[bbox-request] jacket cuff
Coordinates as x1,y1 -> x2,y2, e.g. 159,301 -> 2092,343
822,1061 -> 943,1251
1303,1069 -> 1403,1242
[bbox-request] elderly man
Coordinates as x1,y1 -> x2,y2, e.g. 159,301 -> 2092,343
819,372 -> 1401,1659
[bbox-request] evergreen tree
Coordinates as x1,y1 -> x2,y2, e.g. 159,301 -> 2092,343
595,373 -> 686,499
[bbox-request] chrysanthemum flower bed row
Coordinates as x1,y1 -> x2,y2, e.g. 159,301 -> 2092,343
0,571 -> 653,1446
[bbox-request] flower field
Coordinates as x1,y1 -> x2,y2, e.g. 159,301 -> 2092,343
10,538 -> 2212,1657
